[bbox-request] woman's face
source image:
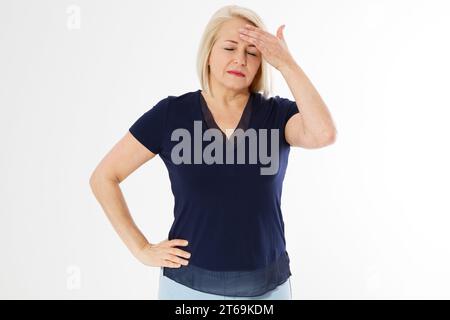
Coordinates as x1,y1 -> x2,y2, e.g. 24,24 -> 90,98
208,18 -> 262,93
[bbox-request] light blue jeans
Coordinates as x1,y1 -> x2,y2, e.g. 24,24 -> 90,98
158,267 -> 292,300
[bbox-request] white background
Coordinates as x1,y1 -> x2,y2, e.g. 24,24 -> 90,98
1,0 -> 449,299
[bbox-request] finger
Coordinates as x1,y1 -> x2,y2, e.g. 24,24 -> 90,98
239,33 -> 264,51
163,260 -> 181,268
243,24 -> 274,41
239,28 -> 272,51
239,28 -> 268,43
277,25 -> 286,40
169,248 -> 191,259
166,254 -> 189,266
168,239 -> 189,247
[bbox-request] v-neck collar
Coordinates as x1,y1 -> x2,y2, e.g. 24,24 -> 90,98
198,89 -> 253,143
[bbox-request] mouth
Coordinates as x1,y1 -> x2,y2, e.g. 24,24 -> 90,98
227,70 -> 245,77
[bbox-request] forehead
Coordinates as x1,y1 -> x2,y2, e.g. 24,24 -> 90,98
216,18 -> 257,47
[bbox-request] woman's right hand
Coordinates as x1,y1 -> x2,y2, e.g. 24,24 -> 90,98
136,239 -> 191,268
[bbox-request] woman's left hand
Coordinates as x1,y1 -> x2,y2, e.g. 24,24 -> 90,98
238,24 -> 296,71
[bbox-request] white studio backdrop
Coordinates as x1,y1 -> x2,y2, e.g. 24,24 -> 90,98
1,0 -> 449,299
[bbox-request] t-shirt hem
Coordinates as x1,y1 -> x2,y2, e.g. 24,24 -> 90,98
162,250 -> 292,297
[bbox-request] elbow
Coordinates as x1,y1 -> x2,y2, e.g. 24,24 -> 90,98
89,171 -> 100,192
325,129 -> 337,145
316,129 -> 337,147
89,169 -> 106,191
89,169 -> 119,191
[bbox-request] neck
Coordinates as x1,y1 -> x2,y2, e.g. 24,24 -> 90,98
204,84 -> 250,109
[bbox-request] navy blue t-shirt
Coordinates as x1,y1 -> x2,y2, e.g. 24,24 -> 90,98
129,89 -> 300,297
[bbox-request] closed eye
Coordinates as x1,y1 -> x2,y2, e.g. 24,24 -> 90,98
224,48 -> 257,56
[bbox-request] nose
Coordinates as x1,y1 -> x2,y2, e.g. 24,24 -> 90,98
233,50 -> 247,66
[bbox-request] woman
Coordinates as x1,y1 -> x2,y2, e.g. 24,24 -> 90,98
89,5 -> 336,300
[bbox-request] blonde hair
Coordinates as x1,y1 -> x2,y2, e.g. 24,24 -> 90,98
196,5 -> 273,99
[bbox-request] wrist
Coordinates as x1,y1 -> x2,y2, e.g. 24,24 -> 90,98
278,59 -> 298,74
134,241 -> 153,259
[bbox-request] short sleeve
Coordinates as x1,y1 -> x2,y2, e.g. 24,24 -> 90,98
129,97 -> 170,154
274,95 -> 300,128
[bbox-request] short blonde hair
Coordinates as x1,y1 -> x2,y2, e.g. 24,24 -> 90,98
196,5 -> 273,99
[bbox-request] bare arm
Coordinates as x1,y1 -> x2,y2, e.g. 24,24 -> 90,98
89,131 -> 190,267
280,61 -> 337,149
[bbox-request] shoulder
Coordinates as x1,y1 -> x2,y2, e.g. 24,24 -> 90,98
166,90 -> 198,103
161,90 -> 199,111
140,90 -> 197,116
254,92 -> 298,114
261,93 -> 294,108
